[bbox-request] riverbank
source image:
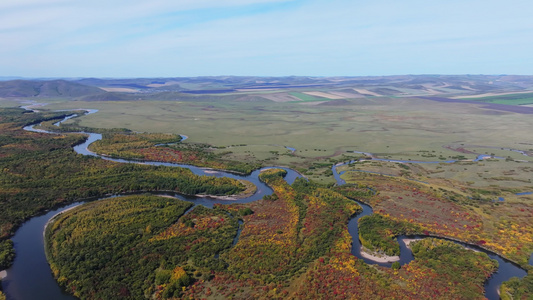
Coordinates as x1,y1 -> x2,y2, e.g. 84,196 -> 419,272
43,205 -> 81,235
196,179 -> 258,200
195,194 -> 248,201
360,247 -> 400,263
403,238 -> 422,249
404,237 -> 483,254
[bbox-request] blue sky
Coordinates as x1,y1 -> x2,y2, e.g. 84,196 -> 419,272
1,0 -> 532,77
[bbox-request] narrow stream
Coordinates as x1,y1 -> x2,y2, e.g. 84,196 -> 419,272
232,220 -> 244,247
347,199 -> 528,300
1,110 -> 531,300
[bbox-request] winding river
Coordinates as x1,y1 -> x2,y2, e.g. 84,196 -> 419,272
1,111 -> 531,300
334,158 -> 531,299
347,201 -> 528,300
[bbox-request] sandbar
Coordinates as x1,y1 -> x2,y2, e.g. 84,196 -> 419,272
360,248 -> 400,263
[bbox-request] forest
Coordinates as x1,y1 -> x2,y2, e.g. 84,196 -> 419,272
5,167 -> 528,299
0,108 -> 245,257
500,273 -> 533,300
358,214 -> 421,256
46,195 -> 195,299
46,195 -> 251,299
0,241 -> 14,270
294,238 -> 498,299
44,169 -> 366,299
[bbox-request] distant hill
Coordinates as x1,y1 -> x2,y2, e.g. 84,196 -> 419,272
0,80 -> 105,97
2,75 -> 533,100
72,75 -> 533,96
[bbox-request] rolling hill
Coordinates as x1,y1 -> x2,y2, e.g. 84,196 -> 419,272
0,80 -> 104,97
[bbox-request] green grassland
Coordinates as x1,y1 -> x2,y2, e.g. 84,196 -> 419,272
0,98 -> 21,107
39,95 -> 533,184
5,93 -> 533,189
461,92 -> 533,105
42,98 -> 531,152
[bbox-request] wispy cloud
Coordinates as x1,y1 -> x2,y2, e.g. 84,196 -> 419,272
1,0 -> 532,77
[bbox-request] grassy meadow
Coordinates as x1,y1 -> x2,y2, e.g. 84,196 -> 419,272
39,95 -> 532,183
6,92 -> 533,222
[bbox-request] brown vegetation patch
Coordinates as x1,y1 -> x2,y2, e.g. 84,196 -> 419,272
328,91 -> 364,98
443,145 -> 478,154
99,87 -> 138,93
317,99 -> 351,106
302,91 -> 344,99
353,88 -> 381,97
259,93 -> 301,102
373,182 -> 481,238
